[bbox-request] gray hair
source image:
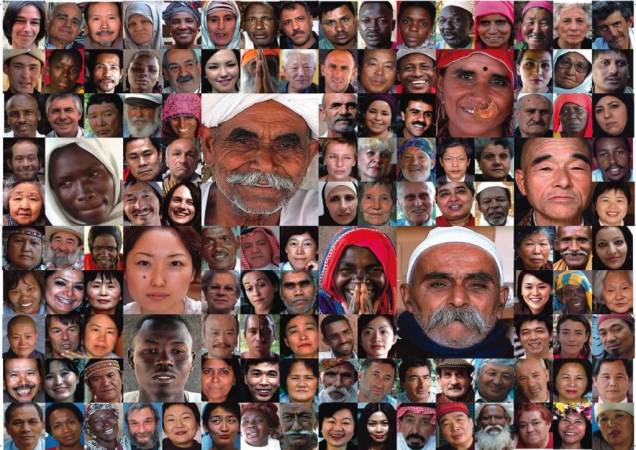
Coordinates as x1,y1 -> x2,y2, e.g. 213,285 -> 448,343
45,93 -> 83,117
162,48 -> 200,71
477,359 -> 516,375
202,270 -> 240,293
3,180 -> 44,210
125,403 -> 158,424
554,2 -> 591,29
282,49 -> 317,68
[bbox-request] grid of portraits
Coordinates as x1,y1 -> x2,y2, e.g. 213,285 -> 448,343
2,1 -> 636,450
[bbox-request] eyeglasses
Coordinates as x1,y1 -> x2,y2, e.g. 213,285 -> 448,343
557,58 -> 589,74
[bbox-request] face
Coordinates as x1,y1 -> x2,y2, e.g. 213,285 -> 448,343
322,409 -> 355,447
556,413 -> 586,446
438,6 -> 472,48
245,361 -> 279,401
360,315 -> 396,358
594,138 -> 631,181
47,54 -> 81,92
86,3 -> 121,47
7,230 -> 43,269
244,4 -> 277,47
478,363 -> 515,402
333,245 -> 386,307
322,50 -> 356,93
439,412 -> 474,448
325,185 -> 358,224
165,50 -> 200,93
205,272 -> 238,313
595,360 -> 630,402
168,185 -> 196,224
321,5 -> 357,48
202,227 -> 238,270
402,243 -> 507,347
555,52 -> 590,89
127,13 -> 154,45
205,9 -> 236,47
595,96 -> 628,136
435,182 -> 474,224
207,407 -> 239,447
127,407 -> 158,449
556,226 -> 592,269
360,49 -> 396,93
281,404 -> 316,448
49,146 -> 115,224
364,100 -> 392,136
555,362 -> 588,401
126,104 -> 159,137
517,410 -> 550,447
517,50 -> 552,92
5,54 -> 42,94
558,319 -> 589,357
400,412 -> 435,449
127,54 -> 160,92
284,315 -> 318,357
358,143 -> 392,180
8,321 -> 37,358
592,51 -> 629,93
7,273 -> 41,314
321,93 -> 358,134
602,270 -> 633,313
280,271 -> 316,314
440,146 -> 469,181
164,405 -> 198,447
84,314 -> 118,357
48,3 -> 82,46
87,102 -> 122,137
322,319 -> 355,357
479,145 -> 511,180
242,232 -> 273,269
280,4 -> 312,46
402,100 -> 434,137
125,228 -> 195,313
284,233 -> 317,271
520,274 -> 552,314
242,410 -> 271,447
359,361 -> 395,402
169,115 -> 198,139
286,361 -> 318,403
516,139 -> 593,225
367,411 -> 390,444
285,53 -> 316,93
402,365 -> 431,402
596,10 -> 633,49
206,101 -> 317,215
90,409 -> 118,446
45,269 -> 83,314
516,358 -> 550,402
46,97 -> 81,137
599,317 -> 634,357
123,182 -> 161,226
439,368 -> 470,400
559,101 -> 589,136
5,404 -> 43,450
4,357 -> 41,402
478,187 -> 511,226
244,315 -> 275,357
205,50 -> 239,93
598,410 -> 634,448
47,317 -> 81,357
201,317 -> 236,362
519,320 -> 550,357
440,53 -> 513,136
477,13 -> 512,49
48,408 -> 81,448
168,12 -> 198,48
201,358 -> 234,401
6,95 -> 40,137
322,364 -> 356,400
86,365 -> 122,403
8,182 -> 43,225
398,183 -> 432,225
87,274 -> 121,312
595,226 -> 628,269
9,138 -> 40,183
516,95 -> 551,137
556,6 -> 589,47
90,235 -> 119,270
358,3 -> 394,48
361,183 -> 393,225
124,138 -> 161,181
398,5 -> 433,48
521,7 -> 552,49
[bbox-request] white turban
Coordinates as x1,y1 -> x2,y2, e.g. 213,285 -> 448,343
201,93 -> 321,138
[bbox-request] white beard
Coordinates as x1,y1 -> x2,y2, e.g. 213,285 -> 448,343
475,427 -> 514,450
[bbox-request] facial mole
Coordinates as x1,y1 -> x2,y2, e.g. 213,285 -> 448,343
483,66 -> 488,71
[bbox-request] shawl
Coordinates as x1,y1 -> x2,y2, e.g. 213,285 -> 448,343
239,227 -> 281,270
474,1 -> 514,49
124,3 -> 162,49
553,93 -> 593,137
201,0 -> 242,49
553,49 -> 593,94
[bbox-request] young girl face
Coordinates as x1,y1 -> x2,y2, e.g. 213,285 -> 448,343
205,50 -> 239,92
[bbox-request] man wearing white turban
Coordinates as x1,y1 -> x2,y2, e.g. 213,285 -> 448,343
201,93 -> 320,225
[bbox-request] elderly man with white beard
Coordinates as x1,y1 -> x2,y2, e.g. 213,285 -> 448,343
474,403 -> 515,450
397,405 -> 436,450
123,94 -> 162,138
318,358 -> 358,403
397,138 -> 435,182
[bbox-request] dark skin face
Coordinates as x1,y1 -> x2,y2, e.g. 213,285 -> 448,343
560,284 -> 589,314
244,3 -> 278,48
90,409 -> 118,447
438,6 -> 472,48
332,245 -> 386,309
49,145 -> 116,224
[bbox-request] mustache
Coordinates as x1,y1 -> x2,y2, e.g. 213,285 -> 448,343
177,74 -> 194,83
484,425 -> 504,433
560,249 -> 588,258
423,305 -> 488,335
226,171 -> 295,192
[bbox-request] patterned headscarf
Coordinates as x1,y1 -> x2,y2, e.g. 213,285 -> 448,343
240,227 -> 281,269
555,270 -> 593,312
162,2 -> 200,26
161,93 -> 201,137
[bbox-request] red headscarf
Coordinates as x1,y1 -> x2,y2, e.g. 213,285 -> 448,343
553,93 -> 593,137
437,49 -> 515,85
474,1 -> 514,49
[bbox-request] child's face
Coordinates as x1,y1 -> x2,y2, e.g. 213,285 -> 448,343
9,322 -> 38,358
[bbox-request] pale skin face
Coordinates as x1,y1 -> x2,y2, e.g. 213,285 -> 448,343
517,51 -> 552,94
517,410 -> 550,448
286,361 -> 318,403
557,319 -> 589,358
439,412 -> 474,449
602,270 -> 633,313
556,5 -> 590,48
205,50 -> 239,93
520,273 -> 552,314
163,405 -> 198,448
597,410 -> 634,449
284,53 -> 316,93
477,363 -> 514,402
595,227 -> 628,269
47,3 -> 83,48
402,365 -> 431,402
206,10 -> 236,47
127,13 -> 154,46
519,320 -> 551,358
321,50 -> 357,93
360,315 -> 396,358
321,409 -> 355,447
594,360 -> 630,402
554,362 -> 588,402
284,315 -> 318,358
516,358 -> 550,402
323,141 -> 356,181
4,54 -> 42,94
516,95 -> 551,137
557,413 -> 586,447
596,188 -> 629,226
201,358 -> 234,402
594,96 -> 628,137
204,314 -> 238,358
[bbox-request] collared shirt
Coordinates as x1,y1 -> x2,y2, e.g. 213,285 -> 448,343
4,130 -> 45,138
46,37 -> 84,49
593,27 -> 636,49
47,126 -> 85,137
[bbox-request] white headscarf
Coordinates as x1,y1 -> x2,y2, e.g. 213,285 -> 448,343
45,138 -> 123,226
553,49 -> 593,94
201,0 -> 242,49
124,3 -> 162,49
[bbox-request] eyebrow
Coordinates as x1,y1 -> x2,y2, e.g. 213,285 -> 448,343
529,152 -> 591,166
134,251 -> 187,258
421,271 -> 496,283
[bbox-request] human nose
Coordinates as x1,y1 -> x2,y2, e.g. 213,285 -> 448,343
334,374 -> 344,387
335,20 -> 345,32
449,283 -> 469,307
149,263 -> 167,287
552,166 -> 573,188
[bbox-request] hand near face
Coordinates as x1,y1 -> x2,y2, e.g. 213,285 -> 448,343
254,49 -> 274,93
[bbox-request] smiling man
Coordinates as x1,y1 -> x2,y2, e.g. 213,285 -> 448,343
401,95 -> 436,138
83,2 -> 123,49
125,403 -> 161,450
592,137 -> 633,181
474,403 -> 514,450
202,270 -> 240,314
243,358 -> 280,402
163,49 -> 201,93
281,50 -> 319,93
46,3 -> 84,49
397,49 -> 436,93
5,94 -> 43,138
45,93 -> 84,137
3,49 -> 44,95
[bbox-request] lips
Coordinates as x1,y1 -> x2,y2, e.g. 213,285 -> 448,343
152,372 -> 176,383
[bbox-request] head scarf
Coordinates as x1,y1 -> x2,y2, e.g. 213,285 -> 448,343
553,93 -> 593,137
240,227 -> 281,270
84,403 -> 119,436
319,226 -> 397,314
161,93 -> 201,137
201,0 -> 242,49
45,138 -> 123,226
397,406 -> 436,429
319,181 -> 358,221
162,2 -> 200,26
553,49 -> 593,94
517,1 -> 553,42
398,138 -> 435,159
437,49 -> 514,85
555,270 -> 593,312
474,1 -> 514,49
594,403 -> 634,422
241,403 -> 279,430
124,3 -> 161,49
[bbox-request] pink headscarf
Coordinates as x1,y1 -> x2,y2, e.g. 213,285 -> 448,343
553,93 -> 593,137
516,1 -> 554,42
474,1 -> 514,49
161,93 -> 202,137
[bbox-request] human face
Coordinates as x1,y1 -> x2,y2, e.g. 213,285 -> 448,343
127,13 -> 154,46
168,12 -> 198,48
168,185 -> 196,225
360,315 -> 396,358
244,3 -> 277,47
399,147 -> 432,182
165,50 -> 200,93
400,412 -> 435,448
516,139 -> 593,225
558,319 -> 589,358
49,145 -> 115,223
599,317 -> 634,358
4,357 -> 41,402
440,146 -> 469,181
440,53 -> 513,136
516,358 -> 549,402
127,54 -> 160,93
6,95 -> 40,138
49,230 -> 81,262
517,410 -> 550,447
87,102 -> 122,137
367,411 -> 390,444
320,93 -> 358,135
5,404 -> 43,450
555,52 -> 590,90
521,7 -> 552,49
479,145 -> 511,180
205,50 -> 239,93
206,10 -> 236,47
4,54 -> 42,94
8,182 -> 42,225
8,321 -> 37,358
595,138 -> 631,181
205,101 -> 318,214
325,185 -> 358,224
438,6 -> 472,48
594,96 -> 628,136
245,361 -> 279,401
91,235 -> 119,270
47,317 -> 81,357
127,407 -> 158,449
285,53 -> 316,93
402,366 -> 431,402
440,412 -> 473,448
207,407 -> 239,447
602,270 -> 633,313
90,409 -> 118,446
596,10 -> 633,50
478,363 -> 514,402
361,183 -> 393,225
280,4 -> 312,47
125,228 -> 195,314
333,245 -> 386,310
555,362 -> 587,402
284,315 -> 318,357
592,51 -> 629,93
559,101 -> 589,136
519,320 -> 551,357
595,360 -> 630,402
360,49 -> 396,93
556,226 -> 592,269
598,189 -> 630,228
517,50 -> 552,93
205,272 -> 238,314
202,227 -> 238,270
398,5 -> 433,48
123,182 -> 162,226
595,227 -> 628,269
358,3 -> 394,49
126,103 -> 160,136
280,271 -> 316,314
86,274 -> 121,313
125,138 -> 161,181
520,273 -> 552,315
359,361 -> 395,402
7,273 -> 41,315
598,410 -> 634,448
284,233 -> 318,271
86,3 -> 121,48
402,243 -> 507,347
557,413 -> 586,447
364,100 -> 392,136
47,54 -> 81,93
242,270 -> 276,314
358,143 -> 392,180
435,181 -> 474,225
201,358 -> 234,402
478,187 -> 511,226
7,230 -> 43,270
401,100 -> 434,138
322,409 -> 355,447
322,319 -> 355,357
48,3 -> 82,47
322,363 -> 356,395
556,6 -> 589,48
45,269 -> 83,314
281,404 -> 316,449
164,405 -> 198,448
241,410 -> 271,447
204,315 -> 238,358
48,408 -> 81,448
516,95 -> 551,137
321,50 -> 356,93
84,314 -> 118,357
477,13 -> 511,49
244,315 -> 275,357
86,365 -> 121,402
440,367 -> 470,400
560,283 -> 589,314
10,5 -> 41,49
321,5 -> 357,48
242,232 -> 273,269
46,97 -> 81,137
287,362 -> 318,403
